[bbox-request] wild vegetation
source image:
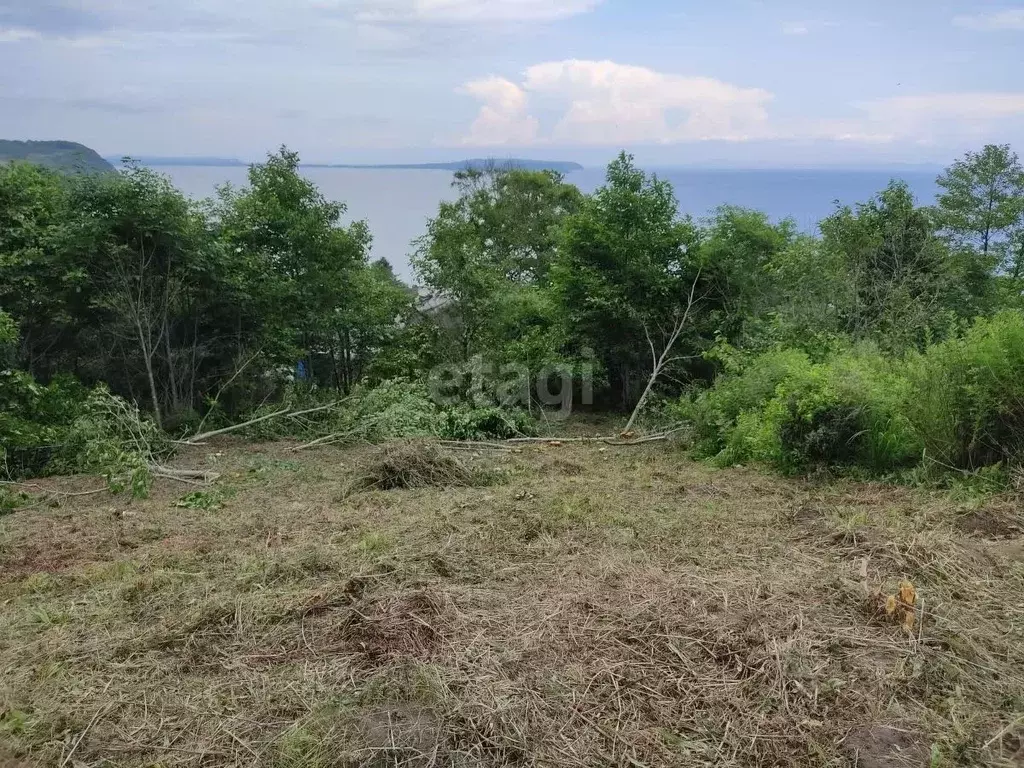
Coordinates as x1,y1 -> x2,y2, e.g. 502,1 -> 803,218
2,144 -> 1024,766
3,143 -> 1024,487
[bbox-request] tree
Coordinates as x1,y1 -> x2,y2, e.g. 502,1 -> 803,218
697,206 -> 796,345
821,181 -> 967,350
0,162 -> 87,378
65,162 -> 210,428
936,144 -> 1024,260
214,148 -> 370,381
552,153 -> 703,409
412,165 -> 582,363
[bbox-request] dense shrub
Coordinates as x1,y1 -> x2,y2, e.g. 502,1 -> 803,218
0,370 -> 165,494
906,311 -> 1024,471
682,346 -> 919,473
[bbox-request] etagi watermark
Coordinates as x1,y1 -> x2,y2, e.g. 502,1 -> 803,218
425,351 -> 596,421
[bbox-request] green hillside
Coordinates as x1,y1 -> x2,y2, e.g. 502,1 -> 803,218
0,140 -> 113,173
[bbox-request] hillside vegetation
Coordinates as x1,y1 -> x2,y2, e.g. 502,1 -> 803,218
0,140 -> 113,174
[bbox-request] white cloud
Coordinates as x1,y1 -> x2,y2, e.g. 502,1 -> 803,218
460,60 -> 773,146
0,27 -> 41,43
953,9 -> 1024,30
781,22 -> 809,35
459,76 -> 539,145
861,92 -> 1024,121
353,0 -> 602,24
459,62 -> 1024,148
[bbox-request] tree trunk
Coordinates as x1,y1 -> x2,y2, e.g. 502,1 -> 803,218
137,327 -> 163,430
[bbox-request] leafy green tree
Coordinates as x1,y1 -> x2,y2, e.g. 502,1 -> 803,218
214,148 -> 370,381
0,162 -> 86,377
552,152 -> 702,409
698,206 -> 796,344
332,258 -> 414,390
412,165 -> 582,363
820,181 -> 969,350
62,162 -> 211,428
936,144 -> 1024,259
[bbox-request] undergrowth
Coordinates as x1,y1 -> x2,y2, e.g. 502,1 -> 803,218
679,311 -> 1024,487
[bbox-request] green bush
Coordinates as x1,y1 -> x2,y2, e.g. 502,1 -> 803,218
683,346 -> 919,473
906,311 -> 1024,472
436,406 -> 536,441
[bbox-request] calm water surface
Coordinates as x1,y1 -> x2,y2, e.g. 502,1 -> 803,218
158,165 -> 940,280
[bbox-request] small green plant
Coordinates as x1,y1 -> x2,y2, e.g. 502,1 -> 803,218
0,487 -> 30,515
175,487 -> 232,510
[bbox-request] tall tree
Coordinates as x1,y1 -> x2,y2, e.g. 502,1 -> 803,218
936,144 -> 1024,259
821,181 -> 966,350
214,148 -> 370,378
412,165 -> 582,362
552,153 -> 703,409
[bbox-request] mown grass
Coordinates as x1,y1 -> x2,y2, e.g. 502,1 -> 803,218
0,438 -> 1022,766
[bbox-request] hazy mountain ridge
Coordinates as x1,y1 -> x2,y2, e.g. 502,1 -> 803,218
1,140 -> 113,173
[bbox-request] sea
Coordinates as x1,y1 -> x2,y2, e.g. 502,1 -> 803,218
156,165 -> 940,280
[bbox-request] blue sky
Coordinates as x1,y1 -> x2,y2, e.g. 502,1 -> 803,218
1,0 -> 1023,167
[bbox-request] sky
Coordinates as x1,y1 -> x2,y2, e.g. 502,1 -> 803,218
1,0 -> 1023,168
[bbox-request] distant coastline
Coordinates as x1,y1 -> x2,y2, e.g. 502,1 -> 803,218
112,157 -> 585,174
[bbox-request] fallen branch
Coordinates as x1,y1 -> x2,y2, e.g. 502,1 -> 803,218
149,465 -> 221,483
287,399 -> 352,419
438,440 -> 514,451
624,269 -> 703,434
507,427 -> 685,447
185,407 -> 292,444
507,436 -> 619,444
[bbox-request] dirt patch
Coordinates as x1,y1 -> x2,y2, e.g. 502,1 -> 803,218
844,725 -> 928,768
955,507 -> 1023,538
356,704 -> 442,759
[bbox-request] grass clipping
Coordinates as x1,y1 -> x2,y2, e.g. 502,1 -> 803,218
351,440 -> 487,491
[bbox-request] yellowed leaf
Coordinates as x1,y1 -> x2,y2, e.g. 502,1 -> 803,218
885,595 -> 898,616
899,580 -> 917,607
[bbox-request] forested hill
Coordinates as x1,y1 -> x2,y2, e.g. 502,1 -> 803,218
0,140 -> 113,173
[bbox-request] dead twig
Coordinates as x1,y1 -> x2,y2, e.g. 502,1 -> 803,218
185,407 -> 292,444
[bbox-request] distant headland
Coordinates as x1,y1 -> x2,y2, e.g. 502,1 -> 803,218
1,140 -> 113,173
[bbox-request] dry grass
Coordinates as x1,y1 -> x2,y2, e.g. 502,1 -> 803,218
1,438 -> 1023,767
350,440 -> 487,492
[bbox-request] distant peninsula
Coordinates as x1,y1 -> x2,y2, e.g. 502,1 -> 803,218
122,156 -> 584,173
1,140 -> 113,173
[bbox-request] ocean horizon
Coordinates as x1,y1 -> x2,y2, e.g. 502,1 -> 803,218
154,165 -> 941,280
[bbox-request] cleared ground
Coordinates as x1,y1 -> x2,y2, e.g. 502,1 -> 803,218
1,439 -> 1023,767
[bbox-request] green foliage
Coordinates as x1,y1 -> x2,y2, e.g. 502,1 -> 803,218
684,346 -> 919,473
905,311 -> 1024,472
552,152 -> 704,408
936,144 -> 1024,258
5,141 -> 1024,491
175,487 -> 232,510
436,406 -> 536,441
0,488 -> 30,515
